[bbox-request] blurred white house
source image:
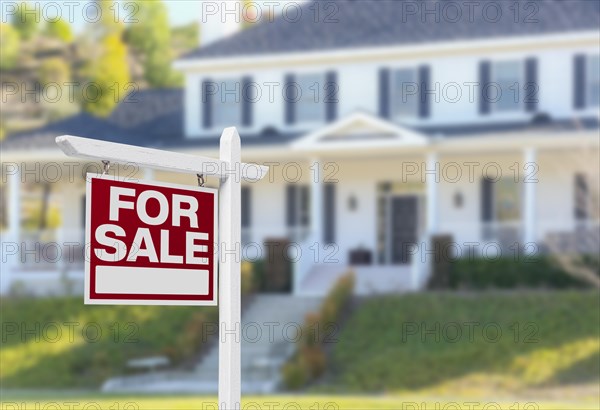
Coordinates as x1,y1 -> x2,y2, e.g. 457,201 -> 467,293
1,0 -> 599,296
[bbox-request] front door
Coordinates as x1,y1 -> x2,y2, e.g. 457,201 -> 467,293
390,196 -> 419,264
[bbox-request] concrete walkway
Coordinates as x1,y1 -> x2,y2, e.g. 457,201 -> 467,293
102,294 -> 322,394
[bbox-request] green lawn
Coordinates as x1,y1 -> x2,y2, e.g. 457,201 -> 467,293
1,291 -> 598,408
1,393 -> 599,410
0,297 -> 217,388
331,291 -> 600,399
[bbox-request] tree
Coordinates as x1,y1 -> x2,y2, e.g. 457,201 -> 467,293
11,2 -> 39,40
96,0 -> 125,37
39,58 -> 71,86
81,0 -> 130,116
45,18 -> 73,42
83,33 -> 130,117
38,57 -> 78,120
127,0 -> 177,87
0,23 -> 20,70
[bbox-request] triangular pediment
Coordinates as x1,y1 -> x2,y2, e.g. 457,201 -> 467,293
291,112 -> 427,150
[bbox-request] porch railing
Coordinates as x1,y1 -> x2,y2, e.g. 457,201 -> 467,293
15,228 -> 85,272
480,221 -> 523,250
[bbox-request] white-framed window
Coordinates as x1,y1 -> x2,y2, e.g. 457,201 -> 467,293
588,54 -> 600,108
295,73 -> 325,123
213,78 -> 241,127
392,68 -> 419,118
494,178 -> 521,222
492,60 -> 523,112
286,184 -> 311,242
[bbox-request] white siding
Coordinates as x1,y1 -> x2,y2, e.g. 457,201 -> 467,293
183,44 -> 600,139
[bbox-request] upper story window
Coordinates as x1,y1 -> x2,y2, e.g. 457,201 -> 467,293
392,68 -> 419,118
480,58 -> 537,115
202,77 -> 253,130
295,73 -> 325,123
588,55 -> 600,107
379,66 -> 430,120
285,72 -> 338,125
492,60 -> 523,112
213,78 -> 241,127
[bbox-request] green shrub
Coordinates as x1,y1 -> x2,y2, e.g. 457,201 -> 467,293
241,261 -> 256,295
282,359 -> 309,390
302,312 -> 322,347
578,254 -> 600,278
448,257 -> 587,290
301,346 -> 327,378
321,273 -> 355,325
240,259 -> 267,292
282,271 -> 355,389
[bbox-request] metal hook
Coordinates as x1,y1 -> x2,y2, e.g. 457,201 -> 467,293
101,160 -> 110,176
197,173 -> 205,187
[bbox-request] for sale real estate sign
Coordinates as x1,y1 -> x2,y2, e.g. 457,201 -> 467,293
85,175 -> 218,305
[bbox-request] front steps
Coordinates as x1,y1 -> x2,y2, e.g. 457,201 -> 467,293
298,264 -> 415,296
102,294 -> 322,394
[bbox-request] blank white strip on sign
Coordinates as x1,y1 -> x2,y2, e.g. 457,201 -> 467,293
95,266 -> 209,295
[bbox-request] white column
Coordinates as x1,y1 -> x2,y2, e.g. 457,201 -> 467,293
2,167 -> 21,294
218,128 -> 241,410
426,152 -> 439,236
412,152 -> 439,291
524,147 -> 537,246
58,180 -> 83,275
310,158 -> 323,244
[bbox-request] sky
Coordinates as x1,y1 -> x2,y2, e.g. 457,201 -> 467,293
1,1 -> 307,32
1,1 -> 200,32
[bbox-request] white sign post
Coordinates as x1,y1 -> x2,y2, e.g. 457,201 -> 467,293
56,127 -> 267,410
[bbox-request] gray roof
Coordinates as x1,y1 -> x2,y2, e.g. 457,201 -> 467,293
2,112 -> 134,152
181,0 -> 600,61
1,89 -> 301,151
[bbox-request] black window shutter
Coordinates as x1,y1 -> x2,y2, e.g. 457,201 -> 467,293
324,183 -> 336,244
479,61 -> 491,115
241,76 -> 253,127
241,186 -> 251,228
419,65 -> 431,118
574,54 -> 586,110
481,178 -> 494,222
300,186 -> 310,227
201,79 -> 213,129
525,57 -> 538,112
574,173 -> 589,220
325,71 -> 338,122
379,68 -> 391,119
284,74 -> 296,125
286,185 -> 297,227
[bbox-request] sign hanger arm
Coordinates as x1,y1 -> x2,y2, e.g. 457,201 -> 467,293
55,130 -> 268,182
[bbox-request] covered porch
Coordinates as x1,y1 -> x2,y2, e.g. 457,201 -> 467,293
1,112 -> 599,296
287,112 -> 600,295
0,160 -> 153,295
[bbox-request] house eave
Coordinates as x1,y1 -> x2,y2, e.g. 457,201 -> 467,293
174,30 -> 600,73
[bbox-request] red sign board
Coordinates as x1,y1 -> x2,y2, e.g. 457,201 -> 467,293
85,175 -> 218,305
